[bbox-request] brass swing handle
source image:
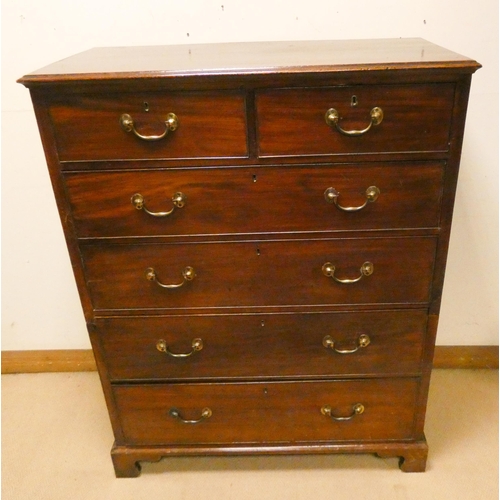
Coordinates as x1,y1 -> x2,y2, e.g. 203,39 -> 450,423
169,407 -> 212,424
323,334 -> 371,354
321,403 -> 365,421
322,261 -> 374,284
156,338 -> 203,358
131,192 -> 186,217
325,107 -> 383,136
324,186 -> 380,212
146,266 -> 195,289
120,112 -> 178,141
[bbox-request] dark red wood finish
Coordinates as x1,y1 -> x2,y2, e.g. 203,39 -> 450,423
113,378 -> 419,445
64,162 -> 444,238
256,84 -> 455,157
96,310 -> 427,381
19,39 -> 480,476
82,237 -> 437,311
48,92 -> 248,161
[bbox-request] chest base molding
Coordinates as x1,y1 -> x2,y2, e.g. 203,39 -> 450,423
111,439 -> 429,477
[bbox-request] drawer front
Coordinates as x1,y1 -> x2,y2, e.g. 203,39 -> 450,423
49,92 -> 248,161
97,310 -> 427,381
65,162 -> 444,238
113,378 -> 419,445
82,237 -> 437,311
257,84 -> 454,157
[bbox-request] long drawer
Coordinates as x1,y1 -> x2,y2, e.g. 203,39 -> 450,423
96,310 -> 427,381
256,84 -> 455,157
82,237 -> 437,311
48,91 -> 248,161
112,378 -> 419,445
65,162 -> 444,238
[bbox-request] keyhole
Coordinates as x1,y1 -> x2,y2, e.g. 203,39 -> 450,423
144,101 -> 150,112
256,248 -> 260,256
261,320 -> 265,327
252,174 -> 257,183
351,95 -> 358,107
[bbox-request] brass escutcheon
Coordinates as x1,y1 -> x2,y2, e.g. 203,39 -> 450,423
321,403 -> 365,421
322,261 -> 374,284
324,186 -> 380,212
156,338 -> 203,357
169,407 -> 212,424
120,112 -> 178,141
323,333 -> 371,354
146,266 -> 195,289
131,192 -> 186,217
325,106 -> 383,136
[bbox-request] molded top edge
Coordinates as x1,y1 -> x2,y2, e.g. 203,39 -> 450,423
18,38 -> 481,87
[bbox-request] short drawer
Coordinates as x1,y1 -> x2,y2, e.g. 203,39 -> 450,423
112,378 -> 419,445
256,84 -> 454,157
96,310 -> 427,381
65,162 -> 444,238
48,91 -> 248,161
82,236 -> 437,311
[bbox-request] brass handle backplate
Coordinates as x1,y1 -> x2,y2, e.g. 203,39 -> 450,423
146,266 -> 195,289
322,261 -> 374,284
120,112 -> 178,141
323,334 -> 371,354
324,186 -> 380,212
321,403 -> 365,421
325,107 -> 383,136
156,338 -> 203,358
131,192 -> 186,217
169,407 -> 212,424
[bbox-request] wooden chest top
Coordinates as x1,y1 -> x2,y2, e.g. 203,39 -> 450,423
18,38 -> 479,87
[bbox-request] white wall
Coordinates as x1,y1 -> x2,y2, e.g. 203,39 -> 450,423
2,0 -> 498,350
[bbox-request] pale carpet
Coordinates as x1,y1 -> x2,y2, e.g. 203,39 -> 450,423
2,369 -> 498,500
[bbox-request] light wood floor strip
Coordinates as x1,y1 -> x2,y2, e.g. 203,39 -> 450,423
1,346 -> 498,374
1,349 -> 96,374
432,346 -> 498,369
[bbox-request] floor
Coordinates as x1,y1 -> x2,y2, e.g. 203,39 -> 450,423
2,369 -> 498,500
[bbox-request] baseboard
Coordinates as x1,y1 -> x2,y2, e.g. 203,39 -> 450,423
1,349 -> 96,374
1,346 -> 498,374
432,346 -> 499,369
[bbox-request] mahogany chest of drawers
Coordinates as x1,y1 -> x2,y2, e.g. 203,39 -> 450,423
19,39 -> 480,476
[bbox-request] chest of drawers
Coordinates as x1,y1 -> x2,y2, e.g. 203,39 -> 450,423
19,39 -> 480,476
